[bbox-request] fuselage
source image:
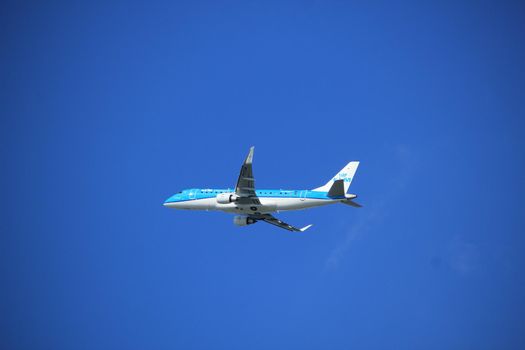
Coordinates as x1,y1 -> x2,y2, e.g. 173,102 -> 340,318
163,188 -> 348,214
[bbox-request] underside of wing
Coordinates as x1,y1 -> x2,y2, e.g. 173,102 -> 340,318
235,147 -> 260,204
250,214 -> 312,232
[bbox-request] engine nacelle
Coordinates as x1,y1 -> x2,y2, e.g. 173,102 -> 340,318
233,216 -> 256,226
216,192 -> 239,204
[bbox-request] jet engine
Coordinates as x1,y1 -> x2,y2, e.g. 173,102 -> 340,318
233,216 -> 256,226
216,192 -> 239,204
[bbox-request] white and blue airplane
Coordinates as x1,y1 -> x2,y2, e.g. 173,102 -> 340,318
163,147 -> 361,232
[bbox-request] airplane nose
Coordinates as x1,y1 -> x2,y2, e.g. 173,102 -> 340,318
163,201 -> 178,208
163,194 -> 179,208
163,196 -> 174,207
164,192 -> 184,208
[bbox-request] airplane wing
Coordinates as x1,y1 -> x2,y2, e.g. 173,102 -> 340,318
250,214 -> 313,232
235,147 -> 260,204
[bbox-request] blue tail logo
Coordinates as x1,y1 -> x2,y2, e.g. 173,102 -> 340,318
333,172 -> 352,182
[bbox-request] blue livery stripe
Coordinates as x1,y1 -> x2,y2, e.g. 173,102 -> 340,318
164,188 -> 343,203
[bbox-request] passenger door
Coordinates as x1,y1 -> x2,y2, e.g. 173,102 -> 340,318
300,190 -> 307,201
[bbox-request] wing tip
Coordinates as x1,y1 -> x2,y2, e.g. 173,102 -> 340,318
300,224 -> 313,232
245,146 -> 255,163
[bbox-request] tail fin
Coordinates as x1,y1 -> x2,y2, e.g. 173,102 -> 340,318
313,161 -> 359,193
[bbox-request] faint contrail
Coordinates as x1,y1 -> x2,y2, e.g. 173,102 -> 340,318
325,144 -> 414,270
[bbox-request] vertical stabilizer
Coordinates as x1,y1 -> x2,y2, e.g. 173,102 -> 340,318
313,161 -> 359,193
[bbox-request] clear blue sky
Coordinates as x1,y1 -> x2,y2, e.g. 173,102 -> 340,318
2,1 -> 525,349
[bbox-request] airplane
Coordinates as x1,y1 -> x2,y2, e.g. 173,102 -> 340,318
163,147 -> 361,232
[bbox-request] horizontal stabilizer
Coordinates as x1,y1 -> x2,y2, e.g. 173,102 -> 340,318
341,200 -> 362,208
